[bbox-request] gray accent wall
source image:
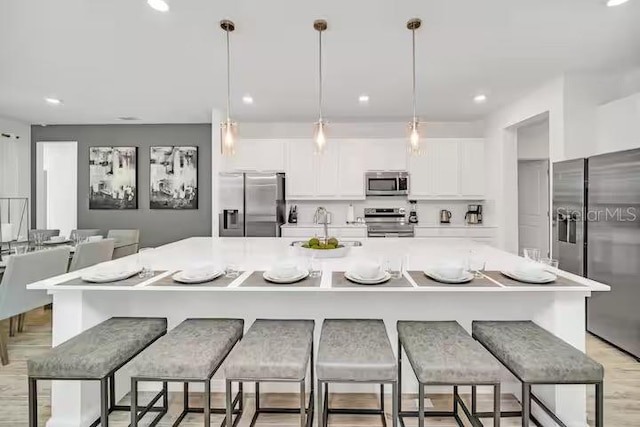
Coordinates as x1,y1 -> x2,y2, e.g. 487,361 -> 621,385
31,124 -> 212,247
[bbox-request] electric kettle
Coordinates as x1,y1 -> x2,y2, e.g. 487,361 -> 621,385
439,210 -> 452,224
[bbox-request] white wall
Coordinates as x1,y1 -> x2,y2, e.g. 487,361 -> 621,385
517,118 -> 550,160
596,92 -> 640,155
0,116 -> 31,199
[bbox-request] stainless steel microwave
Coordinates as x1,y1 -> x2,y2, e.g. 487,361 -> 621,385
365,171 -> 410,196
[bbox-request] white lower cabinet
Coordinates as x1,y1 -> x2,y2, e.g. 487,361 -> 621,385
414,226 -> 496,241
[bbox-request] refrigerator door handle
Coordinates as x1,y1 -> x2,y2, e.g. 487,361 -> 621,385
557,212 -> 568,242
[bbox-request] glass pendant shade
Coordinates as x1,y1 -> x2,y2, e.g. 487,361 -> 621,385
221,119 -> 238,156
408,120 -> 422,155
313,120 -> 327,154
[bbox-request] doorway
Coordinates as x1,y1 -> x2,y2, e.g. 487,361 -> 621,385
516,117 -> 550,257
36,141 -> 78,237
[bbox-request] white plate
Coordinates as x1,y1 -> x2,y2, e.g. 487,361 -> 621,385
344,271 -> 391,285
172,270 -> 224,284
43,239 -> 71,245
82,267 -> 143,283
263,269 -> 309,284
501,270 -> 557,284
423,269 -> 474,284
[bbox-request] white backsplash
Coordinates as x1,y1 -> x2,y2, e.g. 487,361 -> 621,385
287,199 -> 494,226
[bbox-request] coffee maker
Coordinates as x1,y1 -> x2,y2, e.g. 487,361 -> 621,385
408,200 -> 419,224
465,204 -> 483,225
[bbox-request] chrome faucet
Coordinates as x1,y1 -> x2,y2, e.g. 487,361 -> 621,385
313,207 -> 329,242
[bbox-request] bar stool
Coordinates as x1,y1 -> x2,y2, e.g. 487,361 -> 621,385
473,320 -> 604,427
223,319 -> 315,427
129,318 -> 244,427
27,317 -> 167,427
316,319 -> 398,427
397,321 -> 502,427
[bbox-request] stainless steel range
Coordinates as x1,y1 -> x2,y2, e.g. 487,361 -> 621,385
365,208 -> 414,238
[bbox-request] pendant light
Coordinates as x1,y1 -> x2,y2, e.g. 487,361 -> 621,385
313,19 -> 328,154
220,19 -> 237,156
407,18 -> 422,156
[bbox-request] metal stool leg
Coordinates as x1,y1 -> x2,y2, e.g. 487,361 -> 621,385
493,383 -> 501,427
397,338 -> 403,415
204,379 -> 211,427
453,385 -> 459,415
472,385 -> 477,415
130,378 -> 138,427
225,380 -> 233,427
317,380 -> 324,427
418,384 -> 425,427
255,382 -> 260,410
392,381 -> 398,427
28,378 -> 37,427
100,378 -> 109,427
299,379 -> 306,427
521,383 -> 530,427
595,382 -> 604,427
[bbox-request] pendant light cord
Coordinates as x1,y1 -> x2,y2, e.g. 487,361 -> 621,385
412,27 -> 416,123
318,29 -> 323,122
226,29 -> 231,122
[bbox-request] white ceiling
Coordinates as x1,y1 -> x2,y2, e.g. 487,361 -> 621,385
1,0 -> 639,125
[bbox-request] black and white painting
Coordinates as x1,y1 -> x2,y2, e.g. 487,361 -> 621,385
149,146 -> 198,209
89,147 -> 137,209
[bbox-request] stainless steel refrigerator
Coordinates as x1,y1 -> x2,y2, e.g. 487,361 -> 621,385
218,173 -> 286,237
553,149 -> 640,358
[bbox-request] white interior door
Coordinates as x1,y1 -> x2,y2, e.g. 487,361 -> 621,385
36,141 -> 78,237
518,160 -> 550,257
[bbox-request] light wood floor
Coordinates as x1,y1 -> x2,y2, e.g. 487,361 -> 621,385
1,310 -> 639,426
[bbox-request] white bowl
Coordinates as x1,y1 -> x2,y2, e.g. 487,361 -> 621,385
350,260 -> 383,280
49,236 -> 67,242
269,262 -> 301,279
432,265 -> 464,280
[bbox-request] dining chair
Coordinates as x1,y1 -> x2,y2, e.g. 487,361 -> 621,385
70,229 -> 103,242
28,229 -> 60,242
107,229 -> 140,259
69,239 -> 115,272
0,247 -> 70,365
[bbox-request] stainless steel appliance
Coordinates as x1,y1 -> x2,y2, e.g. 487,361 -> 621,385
586,149 -> 640,358
553,150 -> 640,358
408,200 -> 419,224
365,171 -> 409,196
552,159 -> 587,276
219,173 -> 286,237
465,204 -> 483,225
365,208 -> 414,238
439,210 -> 452,224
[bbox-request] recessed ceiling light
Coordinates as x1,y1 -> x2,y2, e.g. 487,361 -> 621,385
358,95 -> 370,104
242,95 -> 254,105
117,116 -> 140,121
45,97 -> 62,105
606,0 -> 629,6
473,94 -> 487,104
147,0 -> 169,12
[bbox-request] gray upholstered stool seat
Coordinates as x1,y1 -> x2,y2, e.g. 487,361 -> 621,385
28,317 -> 167,379
317,319 -> 396,382
317,319 -> 398,427
397,321 -> 501,384
224,319 -> 315,427
397,321 -> 500,427
129,318 -> 244,427
224,319 -> 314,381
27,317 -> 167,427
472,320 -> 604,427
472,320 -> 603,383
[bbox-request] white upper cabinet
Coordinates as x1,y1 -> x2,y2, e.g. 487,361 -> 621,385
458,139 -> 485,198
337,141 -> 366,198
286,140 -> 367,200
408,138 -> 485,199
222,139 -> 286,172
365,139 -> 407,171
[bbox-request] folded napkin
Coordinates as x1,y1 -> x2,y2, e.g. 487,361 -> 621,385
268,260 -> 302,279
179,265 -> 220,280
348,260 -> 383,280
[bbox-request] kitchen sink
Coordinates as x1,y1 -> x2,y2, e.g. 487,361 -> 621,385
290,240 -> 363,247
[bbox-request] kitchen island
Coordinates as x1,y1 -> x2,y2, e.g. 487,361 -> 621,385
28,237 -> 609,427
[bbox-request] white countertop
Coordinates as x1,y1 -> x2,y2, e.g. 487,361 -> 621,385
413,223 -> 497,228
281,223 -> 367,228
27,237 -> 609,293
